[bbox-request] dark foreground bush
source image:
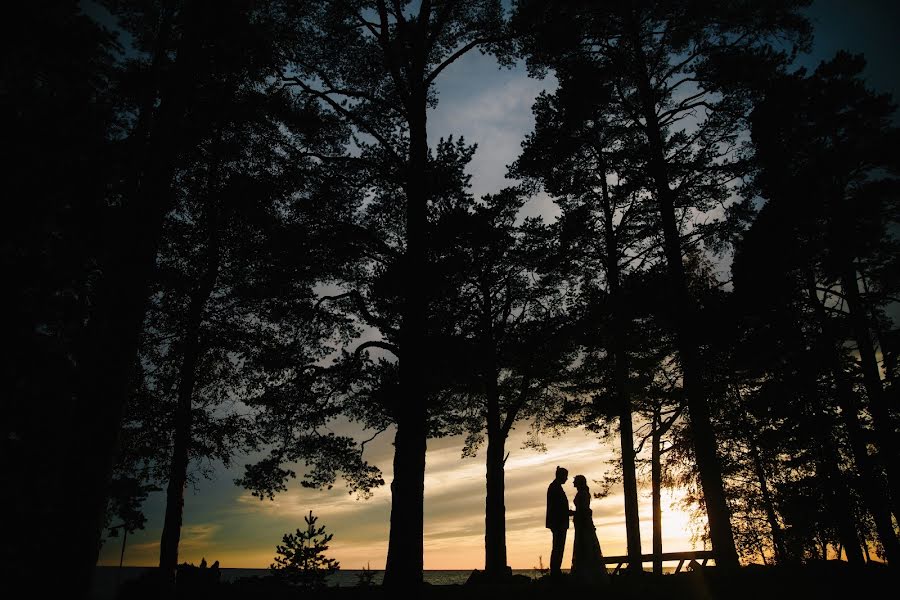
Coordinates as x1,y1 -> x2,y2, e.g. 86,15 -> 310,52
115,562 -> 896,600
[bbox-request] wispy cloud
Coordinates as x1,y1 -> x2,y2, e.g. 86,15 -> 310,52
428,52 -> 558,214
179,523 -> 222,550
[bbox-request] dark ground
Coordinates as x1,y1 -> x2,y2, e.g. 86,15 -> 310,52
114,562 -> 895,600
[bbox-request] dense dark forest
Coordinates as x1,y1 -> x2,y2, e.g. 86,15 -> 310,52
2,1 -> 898,597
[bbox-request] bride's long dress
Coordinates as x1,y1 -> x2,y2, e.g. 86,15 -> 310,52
571,489 -> 610,585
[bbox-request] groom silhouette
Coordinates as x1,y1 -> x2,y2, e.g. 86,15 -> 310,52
546,466 -> 573,578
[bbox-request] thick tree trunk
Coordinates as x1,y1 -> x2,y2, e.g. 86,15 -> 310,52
384,84 -> 429,586
626,17 -> 738,569
808,274 -> 900,564
841,267 -> 900,525
52,5 -> 204,595
384,413 -> 427,585
484,427 -> 508,576
598,154 -> 642,573
159,200 -> 221,584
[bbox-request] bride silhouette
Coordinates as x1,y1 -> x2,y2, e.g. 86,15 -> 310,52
570,475 -> 610,585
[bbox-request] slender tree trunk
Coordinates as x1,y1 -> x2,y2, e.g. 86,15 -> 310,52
597,155 -> 642,573
791,306 -> 865,564
747,432 -> 786,564
734,386 -> 787,564
57,4 -> 204,595
801,370 -> 865,564
157,295 -> 203,583
817,451 -> 864,564
756,536 -> 768,566
841,266 -> 900,524
642,82 -> 738,569
626,14 -> 738,570
616,344 -> 642,575
863,280 -> 898,474
159,191 -> 221,584
384,80 -> 429,586
652,406 -> 663,576
867,284 -> 900,523
807,273 -> 900,563
482,289 -> 509,577
860,274 -> 895,386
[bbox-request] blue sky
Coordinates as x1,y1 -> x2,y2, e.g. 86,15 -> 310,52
97,0 -> 900,570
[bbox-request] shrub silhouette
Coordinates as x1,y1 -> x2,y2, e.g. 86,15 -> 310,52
356,562 -> 376,587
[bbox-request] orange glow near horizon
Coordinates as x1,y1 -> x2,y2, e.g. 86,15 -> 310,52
98,428 -> 709,570
98,499 -> 704,570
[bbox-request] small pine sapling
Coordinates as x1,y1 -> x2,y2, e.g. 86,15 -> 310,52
270,510 -> 340,588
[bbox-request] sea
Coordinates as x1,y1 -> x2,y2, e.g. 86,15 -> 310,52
91,567 -> 547,599
92,565 -> 681,598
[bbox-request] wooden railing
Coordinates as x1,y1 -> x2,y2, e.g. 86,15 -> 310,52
602,551 -> 715,575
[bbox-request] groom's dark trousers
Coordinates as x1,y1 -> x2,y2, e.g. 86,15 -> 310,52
550,528 -> 567,576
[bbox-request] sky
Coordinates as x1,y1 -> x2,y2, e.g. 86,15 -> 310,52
97,0 -> 900,571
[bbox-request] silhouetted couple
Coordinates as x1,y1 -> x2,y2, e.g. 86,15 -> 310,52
546,466 -> 609,585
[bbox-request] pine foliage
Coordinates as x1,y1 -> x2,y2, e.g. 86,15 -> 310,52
270,511 -> 340,588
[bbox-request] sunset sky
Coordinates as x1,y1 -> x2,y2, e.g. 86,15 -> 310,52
97,0 -> 900,571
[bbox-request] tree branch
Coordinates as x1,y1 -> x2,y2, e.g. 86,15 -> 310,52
659,47 -> 703,83
374,1 -> 410,105
501,371 -> 534,435
354,340 -> 400,359
315,290 -> 394,333
280,76 -> 400,160
360,426 -> 389,451
425,38 -> 488,85
354,14 -> 381,38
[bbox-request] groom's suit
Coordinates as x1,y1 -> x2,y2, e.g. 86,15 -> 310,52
546,479 -> 570,576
